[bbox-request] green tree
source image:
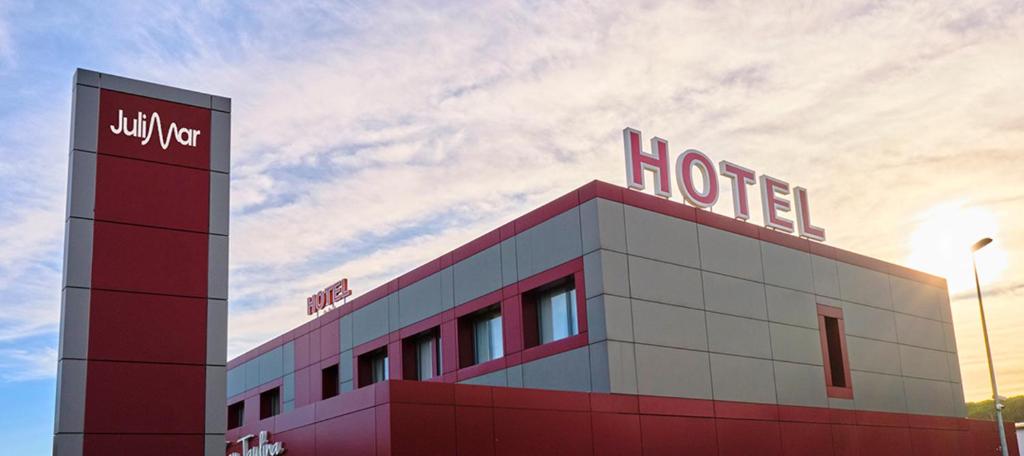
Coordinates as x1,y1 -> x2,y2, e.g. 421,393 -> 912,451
967,395 -> 1024,423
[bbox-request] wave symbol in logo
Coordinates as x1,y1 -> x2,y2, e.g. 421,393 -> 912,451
109,109 -> 201,150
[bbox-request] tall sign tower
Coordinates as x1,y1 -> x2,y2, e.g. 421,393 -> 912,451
53,69 -> 230,455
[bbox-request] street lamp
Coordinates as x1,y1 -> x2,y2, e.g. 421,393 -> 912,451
971,237 -> 1008,456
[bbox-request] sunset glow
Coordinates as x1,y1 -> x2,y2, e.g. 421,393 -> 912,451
907,201 -> 1009,294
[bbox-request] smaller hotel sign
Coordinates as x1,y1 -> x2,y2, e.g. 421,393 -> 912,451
623,127 -> 826,241
307,278 -> 352,315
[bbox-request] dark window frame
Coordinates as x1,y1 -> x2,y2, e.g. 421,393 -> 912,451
817,303 -> 853,399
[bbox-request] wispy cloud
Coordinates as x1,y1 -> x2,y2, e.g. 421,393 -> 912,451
0,1 -> 1022,405
0,347 -> 56,382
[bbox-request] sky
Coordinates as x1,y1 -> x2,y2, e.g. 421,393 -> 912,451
0,0 -> 1022,453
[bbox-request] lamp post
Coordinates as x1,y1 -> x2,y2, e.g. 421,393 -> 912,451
971,237 -> 1008,456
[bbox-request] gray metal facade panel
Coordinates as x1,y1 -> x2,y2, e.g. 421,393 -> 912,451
836,299 -> 899,343
709,353 -> 777,404
258,346 -> 283,385
604,340 -> 638,395
890,276 -> 944,321
208,172 -> 230,235
837,262 -> 893,309
760,241 -> 814,293
772,361 -> 828,407
62,218 -> 94,289
66,150 -> 97,220
898,345 -> 951,381
515,207 -> 583,279
226,366 -> 246,398
54,359 -> 87,434
339,314 -> 354,352
521,346 -> 592,392
70,84 -> 99,153
205,366 -> 227,434
701,271 -> 767,320
846,336 -> 902,376
58,288 -> 90,360
904,377 -> 956,416
339,350 -> 353,383
398,272 -> 443,327
53,434 -> 84,456
586,294 -> 634,344
439,266 -> 454,310
207,234 -> 229,300
768,322 -> 824,366
206,299 -> 228,366
894,312 -> 946,351
705,313 -> 772,359
763,285 -> 818,330
210,111 -> 231,174
631,299 -> 707,351
352,298 -> 391,347
459,369 -> 507,387
623,205 -> 700,268
810,254 -> 841,299
851,370 -> 908,413
579,198 -> 627,255
634,344 -> 711,398
452,245 -> 502,305
697,225 -> 764,282
282,341 -> 295,374
583,250 -> 629,299
500,238 -> 518,286
244,357 -> 259,389
627,256 -> 704,309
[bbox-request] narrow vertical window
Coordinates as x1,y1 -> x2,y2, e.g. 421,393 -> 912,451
227,401 -> 244,429
322,364 -> 339,399
818,304 -> 853,398
259,388 -> 280,419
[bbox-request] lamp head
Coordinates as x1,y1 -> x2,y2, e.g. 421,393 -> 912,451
971,237 -> 993,252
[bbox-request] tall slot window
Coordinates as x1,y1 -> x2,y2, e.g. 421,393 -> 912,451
817,304 -> 853,398
227,401 -> 244,429
322,364 -> 339,399
537,284 -> 578,344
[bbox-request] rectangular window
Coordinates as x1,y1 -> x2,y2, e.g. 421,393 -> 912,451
322,364 -> 339,399
817,304 -> 852,398
538,284 -> 578,344
473,308 -> 504,364
259,388 -> 280,419
227,401 -> 244,429
402,328 -> 442,381
358,347 -> 389,387
416,333 -> 440,380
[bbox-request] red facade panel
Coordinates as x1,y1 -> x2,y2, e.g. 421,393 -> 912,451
91,220 -> 208,297
492,408 -> 593,456
83,434 -> 204,456
88,289 -> 206,364
592,412 -> 642,455
639,415 -> 718,456
455,406 -> 495,455
94,153 -> 210,232
83,360 -> 204,434
716,418 -> 782,456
